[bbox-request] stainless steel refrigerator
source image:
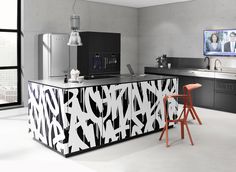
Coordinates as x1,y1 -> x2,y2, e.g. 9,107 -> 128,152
38,33 -> 70,80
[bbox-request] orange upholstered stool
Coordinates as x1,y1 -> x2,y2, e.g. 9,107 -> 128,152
159,83 -> 202,147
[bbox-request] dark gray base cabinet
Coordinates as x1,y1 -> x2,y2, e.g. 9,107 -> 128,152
145,70 -> 236,113
178,76 -> 214,109
214,79 -> 236,113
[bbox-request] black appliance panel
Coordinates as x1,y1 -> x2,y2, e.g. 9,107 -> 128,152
87,32 -> 120,52
78,32 -> 121,76
88,53 -> 120,75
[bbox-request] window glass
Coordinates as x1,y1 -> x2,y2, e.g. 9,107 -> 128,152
0,69 -> 17,104
0,0 -> 20,107
0,0 -> 17,29
0,32 -> 17,66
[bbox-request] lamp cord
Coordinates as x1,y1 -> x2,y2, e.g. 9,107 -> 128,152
72,0 -> 78,14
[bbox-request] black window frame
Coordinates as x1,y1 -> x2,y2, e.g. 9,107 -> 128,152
0,0 -> 21,107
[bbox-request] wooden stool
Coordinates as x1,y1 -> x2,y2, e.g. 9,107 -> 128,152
182,83 -> 202,125
159,83 -> 202,147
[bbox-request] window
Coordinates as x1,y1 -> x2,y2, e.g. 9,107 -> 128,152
0,0 -> 21,107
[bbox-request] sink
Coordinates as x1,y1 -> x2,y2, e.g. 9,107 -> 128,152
194,68 -> 236,73
221,68 -> 236,73
195,69 -> 214,72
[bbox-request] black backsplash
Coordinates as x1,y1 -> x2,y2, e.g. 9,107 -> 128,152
167,57 -> 208,69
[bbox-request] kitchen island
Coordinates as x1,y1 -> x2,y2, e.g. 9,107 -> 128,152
28,74 -> 178,157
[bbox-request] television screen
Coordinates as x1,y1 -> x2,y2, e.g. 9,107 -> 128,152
203,29 -> 236,56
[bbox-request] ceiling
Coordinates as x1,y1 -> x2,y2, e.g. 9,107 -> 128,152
86,0 -> 193,8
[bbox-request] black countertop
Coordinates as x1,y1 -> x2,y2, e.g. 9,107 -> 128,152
145,67 -> 236,80
29,74 -> 177,89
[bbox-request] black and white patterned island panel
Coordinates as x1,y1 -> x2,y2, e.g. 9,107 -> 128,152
28,75 -> 178,157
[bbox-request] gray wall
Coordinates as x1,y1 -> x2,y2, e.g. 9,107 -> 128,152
22,0 -> 138,105
138,0 -> 236,72
22,0 -> 236,105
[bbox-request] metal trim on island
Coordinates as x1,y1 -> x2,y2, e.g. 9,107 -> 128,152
28,75 -> 178,157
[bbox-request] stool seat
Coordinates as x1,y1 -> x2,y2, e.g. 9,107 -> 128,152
184,83 -> 202,91
183,83 -> 202,125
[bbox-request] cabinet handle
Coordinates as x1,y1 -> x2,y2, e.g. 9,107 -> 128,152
216,90 -> 236,95
104,58 -> 107,69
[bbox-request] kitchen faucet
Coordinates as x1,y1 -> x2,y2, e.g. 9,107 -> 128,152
214,59 -> 222,71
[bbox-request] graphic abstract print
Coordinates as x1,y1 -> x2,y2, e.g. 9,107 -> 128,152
28,83 -> 67,154
28,78 -> 178,156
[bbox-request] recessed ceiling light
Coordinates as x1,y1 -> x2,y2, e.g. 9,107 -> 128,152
85,0 -> 193,8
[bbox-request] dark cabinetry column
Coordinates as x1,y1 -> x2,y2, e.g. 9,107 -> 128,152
178,76 -> 194,104
192,77 -> 214,108
214,79 -> 236,113
178,76 -> 214,108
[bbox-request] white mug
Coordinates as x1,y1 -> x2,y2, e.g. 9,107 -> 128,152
70,69 -> 76,80
75,70 -> 80,80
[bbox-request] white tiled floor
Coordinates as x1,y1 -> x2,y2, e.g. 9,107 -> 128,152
0,106 -> 236,172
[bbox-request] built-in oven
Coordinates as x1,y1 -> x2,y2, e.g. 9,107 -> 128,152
77,32 -> 121,77
89,52 -> 120,74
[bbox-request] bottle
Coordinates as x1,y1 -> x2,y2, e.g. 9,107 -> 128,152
64,74 -> 68,83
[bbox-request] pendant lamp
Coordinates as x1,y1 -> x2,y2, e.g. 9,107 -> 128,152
67,0 -> 82,46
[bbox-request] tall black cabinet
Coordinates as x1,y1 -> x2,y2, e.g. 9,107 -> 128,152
214,79 -> 236,113
178,76 -> 214,109
77,32 -> 121,77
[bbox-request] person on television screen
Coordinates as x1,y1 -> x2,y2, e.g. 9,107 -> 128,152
206,33 -> 221,52
224,32 -> 236,52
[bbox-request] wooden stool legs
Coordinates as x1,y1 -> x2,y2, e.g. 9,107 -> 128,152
180,121 -> 184,139
185,122 -> 194,145
190,107 -> 202,125
160,83 -> 203,147
159,122 -> 169,147
159,119 -> 194,147
183,105 -> 202,125
159,96 -> 194,147
184,83 -> 203,125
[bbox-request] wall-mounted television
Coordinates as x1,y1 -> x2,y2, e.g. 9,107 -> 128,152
204,29 -> 236,56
